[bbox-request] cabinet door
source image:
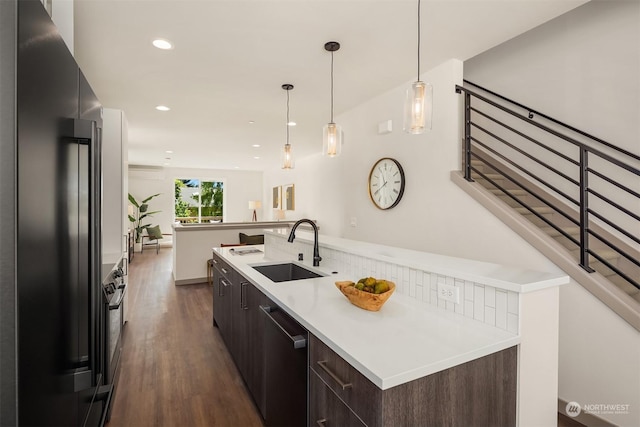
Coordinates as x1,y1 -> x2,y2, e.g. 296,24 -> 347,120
212,264 -> 221,327
230,276 -> 248,377
310,371 -> 366,427
214,271 -> 234,346
246,284 -> 267,417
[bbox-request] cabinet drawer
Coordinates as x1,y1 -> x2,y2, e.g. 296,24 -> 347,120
211,252 -> 233,280
309,335 -> 381,427
310,371 -> 366,427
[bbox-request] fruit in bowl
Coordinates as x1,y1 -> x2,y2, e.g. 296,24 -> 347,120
335,277 -> 395,311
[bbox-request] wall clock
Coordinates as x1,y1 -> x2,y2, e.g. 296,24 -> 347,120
368,157 -> 405,210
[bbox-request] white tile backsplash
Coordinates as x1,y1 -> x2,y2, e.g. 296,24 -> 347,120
485,286 -> 496,308
508,291 -> 519,315
266,232 -> 519,333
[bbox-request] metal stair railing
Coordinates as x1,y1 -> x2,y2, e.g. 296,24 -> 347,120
456,80 -> 640,291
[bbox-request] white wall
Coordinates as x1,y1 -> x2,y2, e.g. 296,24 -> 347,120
464,2 -> 640,425
102,108 -> 125,256
465,0 -> 639,156
128,166 -> 263,236
48,0 -> 74,55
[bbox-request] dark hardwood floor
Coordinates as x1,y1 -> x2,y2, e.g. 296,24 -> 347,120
558,413 -> 586,427
109,248 -> 263,427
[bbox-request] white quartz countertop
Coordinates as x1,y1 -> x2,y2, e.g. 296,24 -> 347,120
214,245 -> 523,390
264,229 -> 568,293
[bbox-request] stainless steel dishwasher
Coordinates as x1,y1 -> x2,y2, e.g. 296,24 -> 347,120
260,303 -> 308,427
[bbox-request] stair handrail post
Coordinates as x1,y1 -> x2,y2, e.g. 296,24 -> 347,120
579,147 -> 595,272
464,92 -> 473,182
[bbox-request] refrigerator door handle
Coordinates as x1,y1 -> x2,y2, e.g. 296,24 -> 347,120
63,118 -> 94,140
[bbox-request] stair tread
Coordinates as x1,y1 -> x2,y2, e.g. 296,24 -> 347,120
570,248 -> 620,262
541,226 -> 581,237
473,172 -> 505,180
515,206 -> 555,214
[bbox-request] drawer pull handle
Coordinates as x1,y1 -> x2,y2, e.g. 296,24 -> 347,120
317,360 -> 352,390
316,419 -> 327,427
221,267 -> 229,274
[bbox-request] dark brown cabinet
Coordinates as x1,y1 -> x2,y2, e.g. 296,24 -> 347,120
211,252 -> 234,345
310,372 -> 366,427
211,251 -> 267,418
231,278 -> 267,416
309,334 -> 517,427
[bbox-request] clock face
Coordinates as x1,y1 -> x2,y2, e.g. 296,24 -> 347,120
368,158 -> 405,210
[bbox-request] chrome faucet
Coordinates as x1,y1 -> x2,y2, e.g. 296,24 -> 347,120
287,219 -> 322,267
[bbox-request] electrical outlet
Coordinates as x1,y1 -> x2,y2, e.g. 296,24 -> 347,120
437,282 -> 460,304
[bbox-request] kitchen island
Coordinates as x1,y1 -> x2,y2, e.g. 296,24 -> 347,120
214,230 -> 569,426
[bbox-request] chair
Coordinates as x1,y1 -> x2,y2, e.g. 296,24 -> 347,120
239,233 -> 264,245
207,259 -> 214,286
142,225 -> 163,254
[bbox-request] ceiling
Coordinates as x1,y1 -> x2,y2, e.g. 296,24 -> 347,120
74,0 -> 587,172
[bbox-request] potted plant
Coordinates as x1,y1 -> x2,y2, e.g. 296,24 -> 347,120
128,193 -> 161,249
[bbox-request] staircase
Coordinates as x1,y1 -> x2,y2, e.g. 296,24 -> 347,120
454,81 -> 640,331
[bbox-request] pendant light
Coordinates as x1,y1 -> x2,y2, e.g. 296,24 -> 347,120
403,0 -> 433,134
323,41 -> 343,157
282,84 -> 295,169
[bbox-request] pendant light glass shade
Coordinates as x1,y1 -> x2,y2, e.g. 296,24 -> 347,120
403,80 -> 432,134
282,143 -> 294,169
322,122 -> 342,157
403,0 -> 432,134
282,84 -> 295,169
323,41 -> 342,157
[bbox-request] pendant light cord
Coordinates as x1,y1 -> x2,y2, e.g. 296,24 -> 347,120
417,0 -> 421,80
286,89 -> 290,144
330,51 -> 334,123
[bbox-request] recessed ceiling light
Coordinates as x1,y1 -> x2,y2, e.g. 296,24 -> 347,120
253,156 -> 260,159
163,163 -> 170,166
248,120 -> 255,124
234,166 -> 240,169
287,121 -> 296,126
152,39 -> 173,50
252,144 -> 260,148
156,105 -> 170,111
165,150 -> 173,154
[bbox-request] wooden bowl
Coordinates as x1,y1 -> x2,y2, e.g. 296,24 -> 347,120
335,280 -> 396,312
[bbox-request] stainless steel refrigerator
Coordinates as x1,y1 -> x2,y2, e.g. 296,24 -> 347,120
1,1 -> 108,425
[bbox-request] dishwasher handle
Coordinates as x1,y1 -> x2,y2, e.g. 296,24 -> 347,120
260,305 -> 307,349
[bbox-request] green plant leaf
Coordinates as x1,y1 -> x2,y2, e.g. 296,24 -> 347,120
139,211 -> 161,220
128,193 -> 139,208
128,214 -> 136,223
139,203 -> 148,213
142,193 -> 161,203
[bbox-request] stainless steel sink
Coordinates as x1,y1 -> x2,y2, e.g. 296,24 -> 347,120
252,263 -> 324,282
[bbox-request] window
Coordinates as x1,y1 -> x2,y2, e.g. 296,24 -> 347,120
174,179 -> 224,223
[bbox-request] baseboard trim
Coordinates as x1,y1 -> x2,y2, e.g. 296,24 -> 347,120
558,398 -> 617,427
175,277 -> 208,286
